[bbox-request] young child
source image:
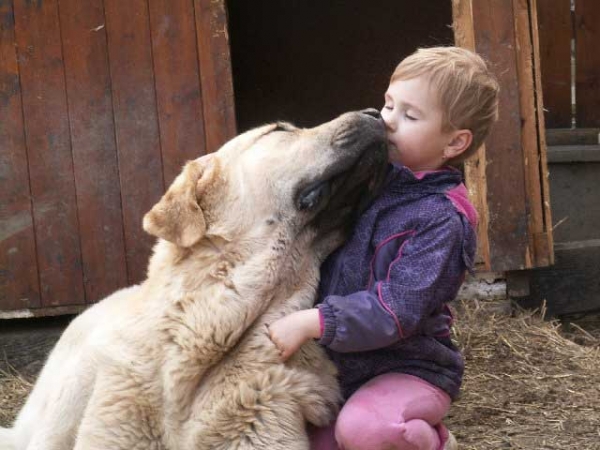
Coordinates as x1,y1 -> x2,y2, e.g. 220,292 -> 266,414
268,46 -> 500,450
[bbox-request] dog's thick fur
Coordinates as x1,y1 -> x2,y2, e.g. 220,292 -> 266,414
0,111 -> 387,450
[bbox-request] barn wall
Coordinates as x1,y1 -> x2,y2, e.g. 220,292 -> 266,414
0,0 -> 234,313
507,0 -> 600,316
1,0 -> 557,315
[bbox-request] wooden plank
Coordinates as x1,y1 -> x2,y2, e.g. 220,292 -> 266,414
529,0 -> 554,266
536,0 -> 572,128
12,0 -> 85,307
546,145 -> 600,163
0,304 -> 85,319
58,0 -> 128,303
522,245 -> 600,316
452,0 -> 491,271
104,0 -> 165,284
513,0 -> 551,267
513,0 -> 538,266
452,0 -> 476,49
546,128 -> 600,146
471,0 -> 529,271
149,0 -> 207,185
0,0 -> 40,310
512,148 -> 600,316
545,161 -> 599,244
194,0 -> 237,153
575,0 -> 600,127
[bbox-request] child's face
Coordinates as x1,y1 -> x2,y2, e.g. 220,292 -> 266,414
381,76 -> 454,171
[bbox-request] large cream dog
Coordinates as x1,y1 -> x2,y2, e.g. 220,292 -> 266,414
0,110 -> 387,450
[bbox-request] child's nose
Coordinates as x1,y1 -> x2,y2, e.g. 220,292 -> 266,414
381,109 -> 396,132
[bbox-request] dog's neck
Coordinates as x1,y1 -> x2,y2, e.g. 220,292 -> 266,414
146,225 -> 316,298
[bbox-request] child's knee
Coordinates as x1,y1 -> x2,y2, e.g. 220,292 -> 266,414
335,408 -> 440,450
335,408 -> 396,450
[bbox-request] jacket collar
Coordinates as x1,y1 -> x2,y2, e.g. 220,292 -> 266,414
385,163 -> 464,194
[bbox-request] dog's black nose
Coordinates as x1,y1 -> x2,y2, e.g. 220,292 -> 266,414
361,108 -> 381,119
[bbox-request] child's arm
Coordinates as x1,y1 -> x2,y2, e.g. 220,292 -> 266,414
319,212 -> 474,353
267,309 -> 321,360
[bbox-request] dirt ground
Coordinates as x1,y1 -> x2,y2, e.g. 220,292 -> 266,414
446,300 -> 600,449
1,298 -> 599,449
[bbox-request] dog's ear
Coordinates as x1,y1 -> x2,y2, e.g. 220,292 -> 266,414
143,155 -> 216,247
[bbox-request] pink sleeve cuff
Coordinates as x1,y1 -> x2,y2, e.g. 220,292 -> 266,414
318,308 -> 325,338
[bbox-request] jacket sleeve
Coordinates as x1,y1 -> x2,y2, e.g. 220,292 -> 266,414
318,213 -> 469,353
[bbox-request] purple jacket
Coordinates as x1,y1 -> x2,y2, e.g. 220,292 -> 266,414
316,163 -> 477,401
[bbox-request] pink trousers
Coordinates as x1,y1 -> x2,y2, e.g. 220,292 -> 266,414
309,373 -> 451,450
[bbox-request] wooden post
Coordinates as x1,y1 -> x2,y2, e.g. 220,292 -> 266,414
452,0 -> 553,272
452,0 -> 492,271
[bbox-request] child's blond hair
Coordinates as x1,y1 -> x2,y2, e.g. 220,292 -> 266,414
391,46 -> 500,162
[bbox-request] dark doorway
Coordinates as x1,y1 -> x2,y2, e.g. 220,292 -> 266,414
227,0 -> 454,131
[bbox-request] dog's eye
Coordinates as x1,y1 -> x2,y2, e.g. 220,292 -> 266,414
297,181 -> 331,211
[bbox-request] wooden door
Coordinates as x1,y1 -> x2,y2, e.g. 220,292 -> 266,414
0,0 -> 235,316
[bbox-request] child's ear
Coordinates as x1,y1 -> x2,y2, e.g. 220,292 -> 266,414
444,129 -> 473,160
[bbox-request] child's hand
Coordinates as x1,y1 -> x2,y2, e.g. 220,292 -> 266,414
267,309 -> 321,361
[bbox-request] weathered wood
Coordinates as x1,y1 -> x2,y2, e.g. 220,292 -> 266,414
454,0 -> 553,271
514,0 -> 538,268
194,0 -> 237,153
546,145 -> 600,163
512,154 -> 600,315
575,0 -> 600,128
149,0 -> 207,185
0,305 -> 85,320
452,0 -> 476,50
104,0 -> 165,284
13,0 -> 85,307
548,161 -> 600,245
529,0 -> 554,266
536,0 -> 572,128
516,245 -> 600,316
513,0 -> 553,267
546,128 -> 600,146
471,0 -> 529,271
58,0 -> 128,303
452,0 -> 492,271
0,0 -> 40,310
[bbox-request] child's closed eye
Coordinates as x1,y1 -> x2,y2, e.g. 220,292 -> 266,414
404,111 -> 417,120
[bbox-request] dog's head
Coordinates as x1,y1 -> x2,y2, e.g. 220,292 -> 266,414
143,109 -> 387,250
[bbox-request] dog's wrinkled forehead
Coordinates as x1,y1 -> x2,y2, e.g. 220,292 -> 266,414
219,122 -> 299,157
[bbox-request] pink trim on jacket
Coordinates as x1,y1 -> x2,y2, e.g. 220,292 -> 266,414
367,230 -> 415,289
318,308 -> 325,337
377,283 -> 404,338
386,238 -> 412,281
411,166 -> 478,228
445,184 -> 478,228
412,165 -> 461,180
